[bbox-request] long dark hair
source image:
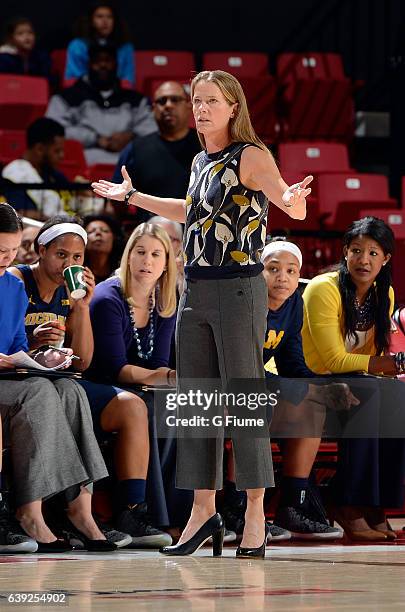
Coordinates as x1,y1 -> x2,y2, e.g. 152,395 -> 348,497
338,216 -> 395,355
74,1 -> 130,45
83,213 -> 124,272
0,203 -> 23,233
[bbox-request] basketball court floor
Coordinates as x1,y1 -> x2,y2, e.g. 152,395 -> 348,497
0,521 -> 404,611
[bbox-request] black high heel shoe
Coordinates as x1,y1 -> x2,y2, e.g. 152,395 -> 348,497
236,522 -> 270,559
159,513 -> 224,556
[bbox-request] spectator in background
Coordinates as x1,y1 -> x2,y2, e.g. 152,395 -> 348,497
65,1 -> 135,87
1,118 -> 71,219
113,81 -> 200,226
47,44 -> 156,166
14,223 -> 39,265
83,214 -> 125,283
0,17 -> 52,82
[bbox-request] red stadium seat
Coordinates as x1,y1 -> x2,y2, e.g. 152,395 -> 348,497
87,163 -> 116,183
276,53 -> 354,140
278,142 -> 352,175
278,142 -> 352,197
57,139 -> 88,181
135,51 -> 195,96
50,49 -> 68,87
317,173 -> 397,229
0,130 -> 26,165
358,208 -> 405,240
0,75 -> 49,130
202,52 -> 269,78
359,208 -> 405,303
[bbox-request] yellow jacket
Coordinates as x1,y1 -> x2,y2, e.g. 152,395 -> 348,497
301,271 -> 394,374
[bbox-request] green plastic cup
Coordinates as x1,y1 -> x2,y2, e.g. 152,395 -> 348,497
63,265 -> 87,299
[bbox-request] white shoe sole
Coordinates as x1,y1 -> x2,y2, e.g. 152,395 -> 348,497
0,541 -> 38,553
128,534 -> 173,548
290,530 -> 344,540
106,534 -> 133,548
267,532 -> 292,542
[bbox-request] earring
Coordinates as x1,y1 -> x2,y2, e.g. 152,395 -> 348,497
345,256 -> 347,261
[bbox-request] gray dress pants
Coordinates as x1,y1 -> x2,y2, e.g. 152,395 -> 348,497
0,377 -> 108,506
175,275 -> 274,491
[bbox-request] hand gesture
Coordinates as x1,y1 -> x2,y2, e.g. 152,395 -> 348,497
31,321 -> 65,350
282,175 -> 313,208
91,166 -> 133,202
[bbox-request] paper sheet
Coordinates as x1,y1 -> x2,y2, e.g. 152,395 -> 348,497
0,351 -> 71,371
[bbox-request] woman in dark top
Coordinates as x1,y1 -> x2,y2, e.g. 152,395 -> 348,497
10,215 -> 175,547
88,222 -> 190,534
92,69 -> 312,558
83,214 -> 124,284
0,17 -> 52,82
89,222 -> 177,384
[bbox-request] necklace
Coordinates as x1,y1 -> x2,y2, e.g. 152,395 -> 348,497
128,295 -> 154,359
354,291 -> 373,330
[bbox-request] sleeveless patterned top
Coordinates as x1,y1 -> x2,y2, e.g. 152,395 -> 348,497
183,142 -> 269,279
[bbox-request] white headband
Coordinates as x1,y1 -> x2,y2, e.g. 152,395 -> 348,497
37,223 -> 88,246
261,241 -> 303,268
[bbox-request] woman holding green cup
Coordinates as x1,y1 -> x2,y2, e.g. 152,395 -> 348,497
10,216 -> 95,361
9,215 -> 177,548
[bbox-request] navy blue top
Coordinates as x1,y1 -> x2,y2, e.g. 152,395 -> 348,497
17,265 -> 69,345
263,289 -> 315,406
0,271 -> 28,354
88,276 -> 176,383
263,290 -> 314,378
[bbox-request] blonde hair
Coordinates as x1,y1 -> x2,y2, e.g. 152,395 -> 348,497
118,223 -> 177,317
191,70 -> 269,154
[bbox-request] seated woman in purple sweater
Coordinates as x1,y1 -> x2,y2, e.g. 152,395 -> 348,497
88,222 -> 191,533
88,222 -> 177,386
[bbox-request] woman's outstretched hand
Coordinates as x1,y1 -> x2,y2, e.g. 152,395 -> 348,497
91,165 -> 133,202
282,175 -> 313,208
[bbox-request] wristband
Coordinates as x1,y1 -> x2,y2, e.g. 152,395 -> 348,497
166,369 -> 174,385
124,188 -> 137,204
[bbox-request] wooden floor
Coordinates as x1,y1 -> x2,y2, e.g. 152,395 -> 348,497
1,524 -> 405,611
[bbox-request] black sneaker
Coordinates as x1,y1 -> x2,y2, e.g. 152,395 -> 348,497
267,523 -> 291,542
275,506 -> 343,540
222,499 -> 246,536
97,523 -> 132,549
0,497 -> 38,553
116,503 -> 172,548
